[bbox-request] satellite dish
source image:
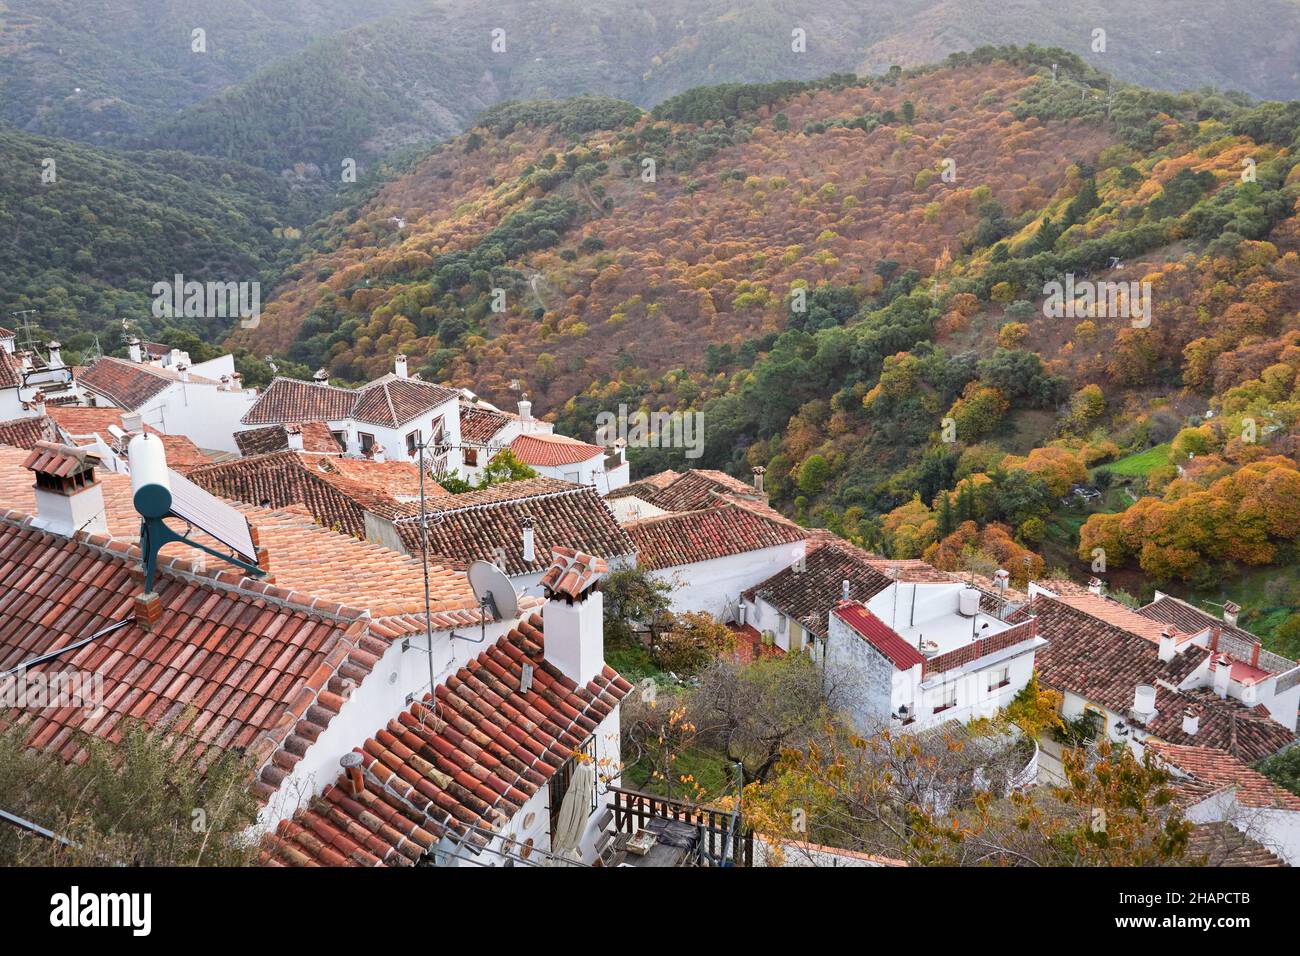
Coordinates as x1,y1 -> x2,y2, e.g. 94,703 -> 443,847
468,560 -> 519,621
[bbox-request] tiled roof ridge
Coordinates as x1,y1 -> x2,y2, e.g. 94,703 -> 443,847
396,482 -> 614,521
265,373 -> 359,398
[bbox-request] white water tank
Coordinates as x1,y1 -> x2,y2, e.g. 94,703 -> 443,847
958,588 -> 980,617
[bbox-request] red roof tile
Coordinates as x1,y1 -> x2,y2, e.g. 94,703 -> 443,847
628,502 -> 807,569
394,477 -> 633,575
77,357 -> 215,411
507,433 -> 604,468
459,404 -> 513,444
832,602 -> 925,670
0,416 -> 58,449
0,512 -> 376,786
241,375 -> 457,429
235,421 -> 342,456
1150,742 -> 1300,811
262,612 -> 632,866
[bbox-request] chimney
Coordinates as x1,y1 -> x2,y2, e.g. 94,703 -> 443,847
17,350 -> 32,371
127,336 -> 143,363
1133,683 -> 1157,722
46,341 -> 63,370
841,579 -> 851,601
176,363 -> 190,383
23,442 -> 108,537
521,517 -> 536,564
1242,680 -> 1258,705
1223,601 -> 1240,628
1158,626 -> 1177,663
121,411 -> 143,433
1087,576 -> 1103,595
339,751 -> 364,797
29,390 -> 46,416
1182,707 -> 1200,736
284,423 -> 304,451
313,367 -> 330,385
540,547 -> 608,687
231,371 -> 243,391
394,353 -> 408,379
134,592 -> 162,630
753,466 -> 766,494
371,442 -> 386,463
1213,654 -> 1232,698
518,397 -> 532,433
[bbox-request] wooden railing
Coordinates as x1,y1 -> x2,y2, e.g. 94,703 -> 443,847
608,786 -> 752,866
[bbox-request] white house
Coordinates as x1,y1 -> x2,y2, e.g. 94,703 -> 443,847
627,502 -> 809,619
458,394 -> 554,485
76,354 -> 259,452
506,418 -> 629,493
0,335 -> 77,420
238,357 -> 464,473
824,580 -> 1044,734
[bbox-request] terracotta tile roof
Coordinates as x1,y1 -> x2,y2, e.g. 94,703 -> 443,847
235,422 -> 342,456
395,477 -> 634,576
261,612 -> 633,866
832,602 -> 925,670
627,502 -> 807,569
540,547 -> 607,600
351,377 -> 459,429
1139,594 -> 1294,675
1149,742 -> 1300,811
241,377 -> 359,425
507,432 -> 605,468
0,415 -> 58,449
745,539 -> 894,639
77,357 -> 216,411
607,470 -> 681,502
242,375 -> 458,429
647,469 -> 765,512
0,350 -> 19,390
863,556 -> 961,583
1027,596 -> 1296,762
0,511 -> 379,789
1184,821 -> 1286,867
459,404 -> 513,444
188,452 -> 443,537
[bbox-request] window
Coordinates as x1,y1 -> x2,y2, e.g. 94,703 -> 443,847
359,432 -> 375,454
330,430 -> 346,451
934,683 -> 958,714
405,429 -> 421,457
464,448 -> 478,467
988,666 -> 1011,691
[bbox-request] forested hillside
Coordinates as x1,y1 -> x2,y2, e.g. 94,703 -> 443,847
9,0 -> 1299,174
234,47 -> 1300,651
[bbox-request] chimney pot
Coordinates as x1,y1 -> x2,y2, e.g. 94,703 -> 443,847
339,751 -> 364,796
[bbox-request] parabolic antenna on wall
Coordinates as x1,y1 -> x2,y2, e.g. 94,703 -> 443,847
467,560 -> 519,621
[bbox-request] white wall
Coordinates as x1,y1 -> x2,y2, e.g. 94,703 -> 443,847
652,541 -> 806,620
134,382 -> 260,452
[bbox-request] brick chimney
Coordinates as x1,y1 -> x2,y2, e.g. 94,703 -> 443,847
134,592 -> 162,629
540,547 -> 607,687
23,442 -> 107,537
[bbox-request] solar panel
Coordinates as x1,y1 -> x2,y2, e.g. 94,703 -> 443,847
166,468 -> 258,562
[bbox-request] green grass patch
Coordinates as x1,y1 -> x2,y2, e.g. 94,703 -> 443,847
1103,443 -> 1171,477
604,634 -> 669,686
622,744 -> 737,801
